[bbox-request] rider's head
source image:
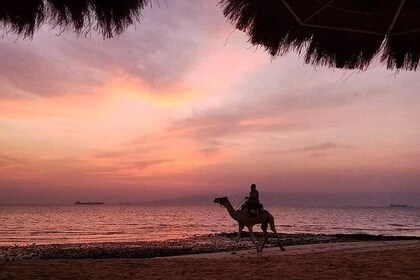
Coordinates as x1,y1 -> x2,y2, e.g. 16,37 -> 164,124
250,184 -> 256,190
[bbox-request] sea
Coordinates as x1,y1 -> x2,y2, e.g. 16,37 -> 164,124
0,205 -> 419,246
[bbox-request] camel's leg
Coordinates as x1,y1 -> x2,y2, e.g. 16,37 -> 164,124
259,222 -> 268,252
269,220 -> 286,251
232,224 -> 244,254
248,226 -> 259,252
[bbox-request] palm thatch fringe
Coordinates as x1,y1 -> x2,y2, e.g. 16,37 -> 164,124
383,34 -> 420,71
2,0 -> 420,71
0,0 -> 152,38
220,0 -> 420,70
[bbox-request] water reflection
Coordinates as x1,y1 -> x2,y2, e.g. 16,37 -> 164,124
0,205 -> 419,245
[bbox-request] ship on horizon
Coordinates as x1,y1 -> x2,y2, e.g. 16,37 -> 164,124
75,201 -> 104,205
389,204 -> 410,208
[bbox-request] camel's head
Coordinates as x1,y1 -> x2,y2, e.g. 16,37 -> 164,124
214,196 -> 228,206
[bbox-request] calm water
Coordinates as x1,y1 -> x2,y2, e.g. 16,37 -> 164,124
0,205 -> 419,245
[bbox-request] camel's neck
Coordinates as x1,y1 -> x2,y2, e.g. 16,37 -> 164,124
223,199 -> 238,221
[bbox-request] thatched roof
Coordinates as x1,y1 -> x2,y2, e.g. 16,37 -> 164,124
0,0 -> 150,38
1,0 -> 420,71
221,0 -> 420,70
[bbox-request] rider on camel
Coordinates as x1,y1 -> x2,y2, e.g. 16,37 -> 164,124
244,184 -> 263,216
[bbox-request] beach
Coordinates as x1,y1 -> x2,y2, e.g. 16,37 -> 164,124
2,232 -> 418,260
1,240 -> 419,279
1,234 -> 419,279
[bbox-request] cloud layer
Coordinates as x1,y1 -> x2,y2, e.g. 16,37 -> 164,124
0,0 -> 419,203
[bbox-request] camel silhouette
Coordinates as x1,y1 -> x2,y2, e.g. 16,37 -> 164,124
214,196 -> 286,254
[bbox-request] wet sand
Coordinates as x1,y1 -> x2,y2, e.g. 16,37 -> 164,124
1,241 -> 419,279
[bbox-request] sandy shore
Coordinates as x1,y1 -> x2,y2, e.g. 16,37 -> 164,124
0,240 -> 419,279
1,233 -> 418,261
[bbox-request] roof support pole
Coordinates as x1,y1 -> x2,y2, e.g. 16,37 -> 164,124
281,0 -> 387,35
304,0 -> 336,23
280,0 -> 304,25
387,0 -> 407,35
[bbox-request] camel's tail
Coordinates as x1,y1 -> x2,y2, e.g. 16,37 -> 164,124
267,212 -> 277,231
263,211 -> 274,226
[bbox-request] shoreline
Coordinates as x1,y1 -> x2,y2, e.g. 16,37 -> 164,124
1,232 -> 419,261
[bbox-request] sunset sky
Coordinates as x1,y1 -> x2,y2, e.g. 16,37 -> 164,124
1,1 -> 419,204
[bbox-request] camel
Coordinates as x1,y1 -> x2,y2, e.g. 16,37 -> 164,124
214,196 -> 286,254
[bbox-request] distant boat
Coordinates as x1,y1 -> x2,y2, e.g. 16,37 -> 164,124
75,201 -> 104,205
389,204 -> 408,208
